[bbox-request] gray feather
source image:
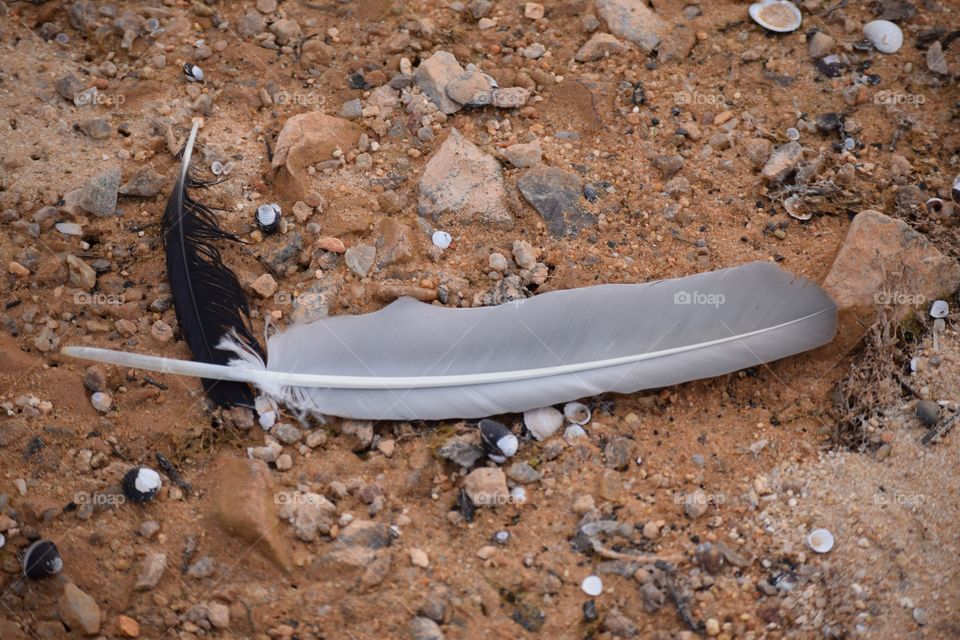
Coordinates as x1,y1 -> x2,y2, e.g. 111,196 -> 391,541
63,262 -> 836,420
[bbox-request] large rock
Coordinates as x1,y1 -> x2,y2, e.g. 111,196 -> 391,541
211,457 -> 291,572
517,166 -> 597,238
596,0 -> 664,53
418,128 -> 512,226
272,112 -> 362,200
414,51 -> 465,115
823,210 -> 960,347
59,582 -> 101,635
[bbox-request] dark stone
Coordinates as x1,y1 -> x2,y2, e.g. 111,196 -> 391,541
517,166 -> 596,238
119,167 -> 167,198
259,232 -> 303,276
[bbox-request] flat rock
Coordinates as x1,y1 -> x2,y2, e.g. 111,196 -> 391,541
438,434 -> 486,468
504,140 -> 542,168
290,278 -> 335,324
463,467 -> 509,507
211,456 -> 291,572
823,210 -> 960,348
59,582 -> 101,636
418,128 -> 512,226
414,51 -> 465,115
376,218 -> 417,269
575,32 -> 624,62
119,167 -> 166,197
345,244 -> 376,278
658,25 -> 697,63
446,69 -> 496,106
760,141 -> 803,183
517,166 -> 597,238
272,112 -> 362,200
134,553 -> 167,591
596,0 -> 664,53
78,167 -> 120,216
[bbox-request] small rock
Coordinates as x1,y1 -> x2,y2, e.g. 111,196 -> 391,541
503,141 -> 542,168
576,32 -> 624,61
150,321 -> 173,343
517,166 -> 596,238
345,244 -> 377,278
446,69 -> 496,106
414,51 -> 465,115
491,87 -> 530,109
206,602 -> 230,630
78,167 -> 121,216
489,252 -> 509,271
742,138 -> 773,170
272,112 -> 361,200
293,494 -> 336,541
761,141 -> 803,183
808,30 -> 835,58
652,155 -> 684,179
463,467 -> 509,507
596,0 -> 664,53
270,19 -> 301,46
80,119 -> 111,140
59,582 -> 101,635
438,435 -> 486,468
602,607 -> 639,637
604,437 -> 632,470
67,255 -> 97,290
187,556 -> 215,579
339,98 -> 363,120
115,615 -> 140,637
684,489 -> 709,519
251,273 -> 278,299
927,42 -> 948,75
916,400 -> 940,427
524,3 -> 545,19
119,167 -> 166,198
507,461 -> 542,484
340,419 -> 374,451
409,548 -> 430,568
134,553 -> 167,591
639,582 -> 664,613
706,617 -> 721,636
410,616 -> 445,640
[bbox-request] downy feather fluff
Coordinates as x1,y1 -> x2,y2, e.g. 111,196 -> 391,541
64,262 -> 836,420
162,119 -> 262,408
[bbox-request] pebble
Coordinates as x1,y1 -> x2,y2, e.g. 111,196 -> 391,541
808,30 -> 835,58
445,68 -> 496,106
414,51 -> 465,115
523,406 -> 564,440
524,2 -> 545,19
576,32 -> 623,62
517,166 -> 596,238
603,437 -> 632,470
491,87 -> 531,109
150,321 -> 173,343
134,553 -> 167,591
187,556 -> 215,579
761,141 -> 803,183
409,548 -> 430,568
916,400 -> 939,427
115,615 -> 141,637
507,461 -> 542,484
488,253 -> 509,271
410,616 -> 445,640
345,244 -> 377,278
684,489 -> 709,519
503,141 -> 542,168
596,0 -> 664,52
463,467 -> 509,506
59,582 -> 101,635
339,98 -> 362,120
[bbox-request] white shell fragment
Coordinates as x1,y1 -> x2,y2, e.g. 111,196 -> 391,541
523,406 -> 564,440
183,63 -> 204,82
863,20 -> 903,54
930,300 -> 949,319
432,230 -> 452,250
563,402 -> 591,425
258,411 -> 277,430
510,486 -> 527,503
784,195 -> 811,221
135,468 -> 162,494
749,1 -> 802,33
0,533 -> 5,549
806,528 -> 835,553
211,161 -> 224,175
581,575 -> 603,596
564,424 -> 587,441
952,174 -> 959,204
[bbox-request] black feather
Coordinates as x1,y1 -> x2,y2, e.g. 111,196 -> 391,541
162,121 -> 263,408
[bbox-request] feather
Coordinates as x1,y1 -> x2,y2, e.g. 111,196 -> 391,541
64,262 -> 836,420
162,119 -> 262,408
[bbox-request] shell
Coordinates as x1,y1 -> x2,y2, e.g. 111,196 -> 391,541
256,203 -> 281,234
749,1 -> 802,33
564,424 -> 587,441
0,532 -> 4,549
211,161 -> 224,175
183,63 -> 204,82
863,20 -> 903,54
122,467 -> 162,504
479,418 -> 518,461
432,230 -> 452,250
952,174 -> 960,204
523,406 -> 564,440
581,575 -> 603,596
930,300 -> 949,319
23,540 -> 63,579
925,198 -> 944,216
806,528 -> 834,553
784,195 -> 812,221
563,401 -> 592,425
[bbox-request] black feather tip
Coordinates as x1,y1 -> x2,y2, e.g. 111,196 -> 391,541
162,121 -> 263,408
